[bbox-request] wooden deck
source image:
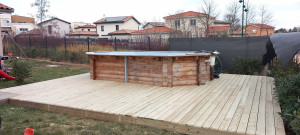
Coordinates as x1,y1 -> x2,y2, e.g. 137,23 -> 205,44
0,73 -> 285,135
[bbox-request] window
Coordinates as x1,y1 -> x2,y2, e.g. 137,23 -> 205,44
88,29 -> 90,31
190,19 -> 196,26
252,29 -> 256,33
116,25 -> 119,31
19,28 -> 28,32
18,21 -> 26,23
48,25 -> 52,34
175,20 -> 180,28
101,26 -> 104,31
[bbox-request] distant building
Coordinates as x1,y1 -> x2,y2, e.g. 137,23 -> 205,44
67,24 -> 98,38
143,22 -> 165,29
11,15 -> 35,35
132,26 -> 172,39
38,18 -> 71,37
234,23 -> 275,37
0,3 -> 14,34
107,29 -> 136,39
74,24 -> 96,32
94,16 -> 140,38
163,11 -> 230,37
71,22 -> 91,32
0,3 -> 35,35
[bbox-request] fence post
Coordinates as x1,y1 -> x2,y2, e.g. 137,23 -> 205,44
45,36 -> 48,58
114,37 -> 117,51
148,37 -> 150,51
29,36 -> 31,48
64,36 -> 67,61
87,37 -> 90,52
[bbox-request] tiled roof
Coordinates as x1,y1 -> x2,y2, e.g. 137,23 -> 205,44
164,11 -> 206,19
67,31 -> 98,36
249,23 -> 275,29
0,3 -> 13,10
132,27 -> 172,34
94,16 -> 141,24
75,25 -> 96,29
108,29 -> 136,35
208,26 -> 230,31
143,22 -> 165,28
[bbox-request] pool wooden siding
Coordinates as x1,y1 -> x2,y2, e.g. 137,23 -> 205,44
88,55 -> 212,87
1,73 -> 285,135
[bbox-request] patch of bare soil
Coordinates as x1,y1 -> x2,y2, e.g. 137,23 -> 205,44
29,58 -> 89,70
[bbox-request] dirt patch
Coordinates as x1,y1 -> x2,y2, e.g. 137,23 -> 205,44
46,65 -> 60,68
29,58 -> 89,70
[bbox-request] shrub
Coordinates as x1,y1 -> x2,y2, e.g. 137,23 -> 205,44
12,59 -> 31,85
275,74 -> 300,121
291,116 -> 300,135
232,56 -> 263,75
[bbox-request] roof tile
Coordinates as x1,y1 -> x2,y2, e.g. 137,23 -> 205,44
164,11 -> 206,19
249,23 -> 275,29
67,31 -> 98,36
132,27 -> 172,34
0,3 -> 13,10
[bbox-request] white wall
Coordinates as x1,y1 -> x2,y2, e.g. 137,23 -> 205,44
96,18 -> 140,37
0,14 -> 12,28
11,23 -> 34,35
40,19 -> 71,37
165,16 -> 217,37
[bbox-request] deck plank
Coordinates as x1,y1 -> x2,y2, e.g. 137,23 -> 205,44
1,73 -> 285,135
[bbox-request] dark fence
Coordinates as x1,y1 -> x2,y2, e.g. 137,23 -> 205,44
169,36 -> 269,69
3,35 -> 169,63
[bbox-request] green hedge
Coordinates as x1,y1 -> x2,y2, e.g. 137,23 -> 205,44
271,61 -> 300,135
232,56 -> 263,75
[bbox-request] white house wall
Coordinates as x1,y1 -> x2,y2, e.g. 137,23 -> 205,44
40,19 -> 71,37
96,18 -> 140,37
11,23 -> 34,35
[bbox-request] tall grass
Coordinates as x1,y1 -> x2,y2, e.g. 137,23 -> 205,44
3,35 -> 169,64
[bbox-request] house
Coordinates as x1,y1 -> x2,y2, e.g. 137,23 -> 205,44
66,24 -> 98,38
93,16 -> 141,38
0,3 -> 14,33
74,24 -> 96,32
163,11 -> 230,37
71,22 -> 91,32
107,29 -> 136,39
38,17 -> 71,37
235,23 -> 275,37
11,15 -> 35,35
132,26 -> 173,39
143,22 -> 165,29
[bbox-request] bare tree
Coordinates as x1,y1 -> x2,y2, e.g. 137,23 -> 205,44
258,5 -> 273,35
224,0 -> 241,32
198,0 -> 219,37
245,0 -> 256,25
31,0 -> 50,24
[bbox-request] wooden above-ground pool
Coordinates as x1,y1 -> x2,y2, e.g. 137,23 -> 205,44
86,51 -> 214,87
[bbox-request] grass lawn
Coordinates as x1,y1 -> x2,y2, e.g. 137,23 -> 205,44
0,104 -> 178,135
0,59 -> 89,89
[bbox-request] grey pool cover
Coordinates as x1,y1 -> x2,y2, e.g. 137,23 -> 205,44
270,32 -> 300,66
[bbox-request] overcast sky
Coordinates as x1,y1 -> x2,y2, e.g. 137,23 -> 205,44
2,0 -> 300,29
